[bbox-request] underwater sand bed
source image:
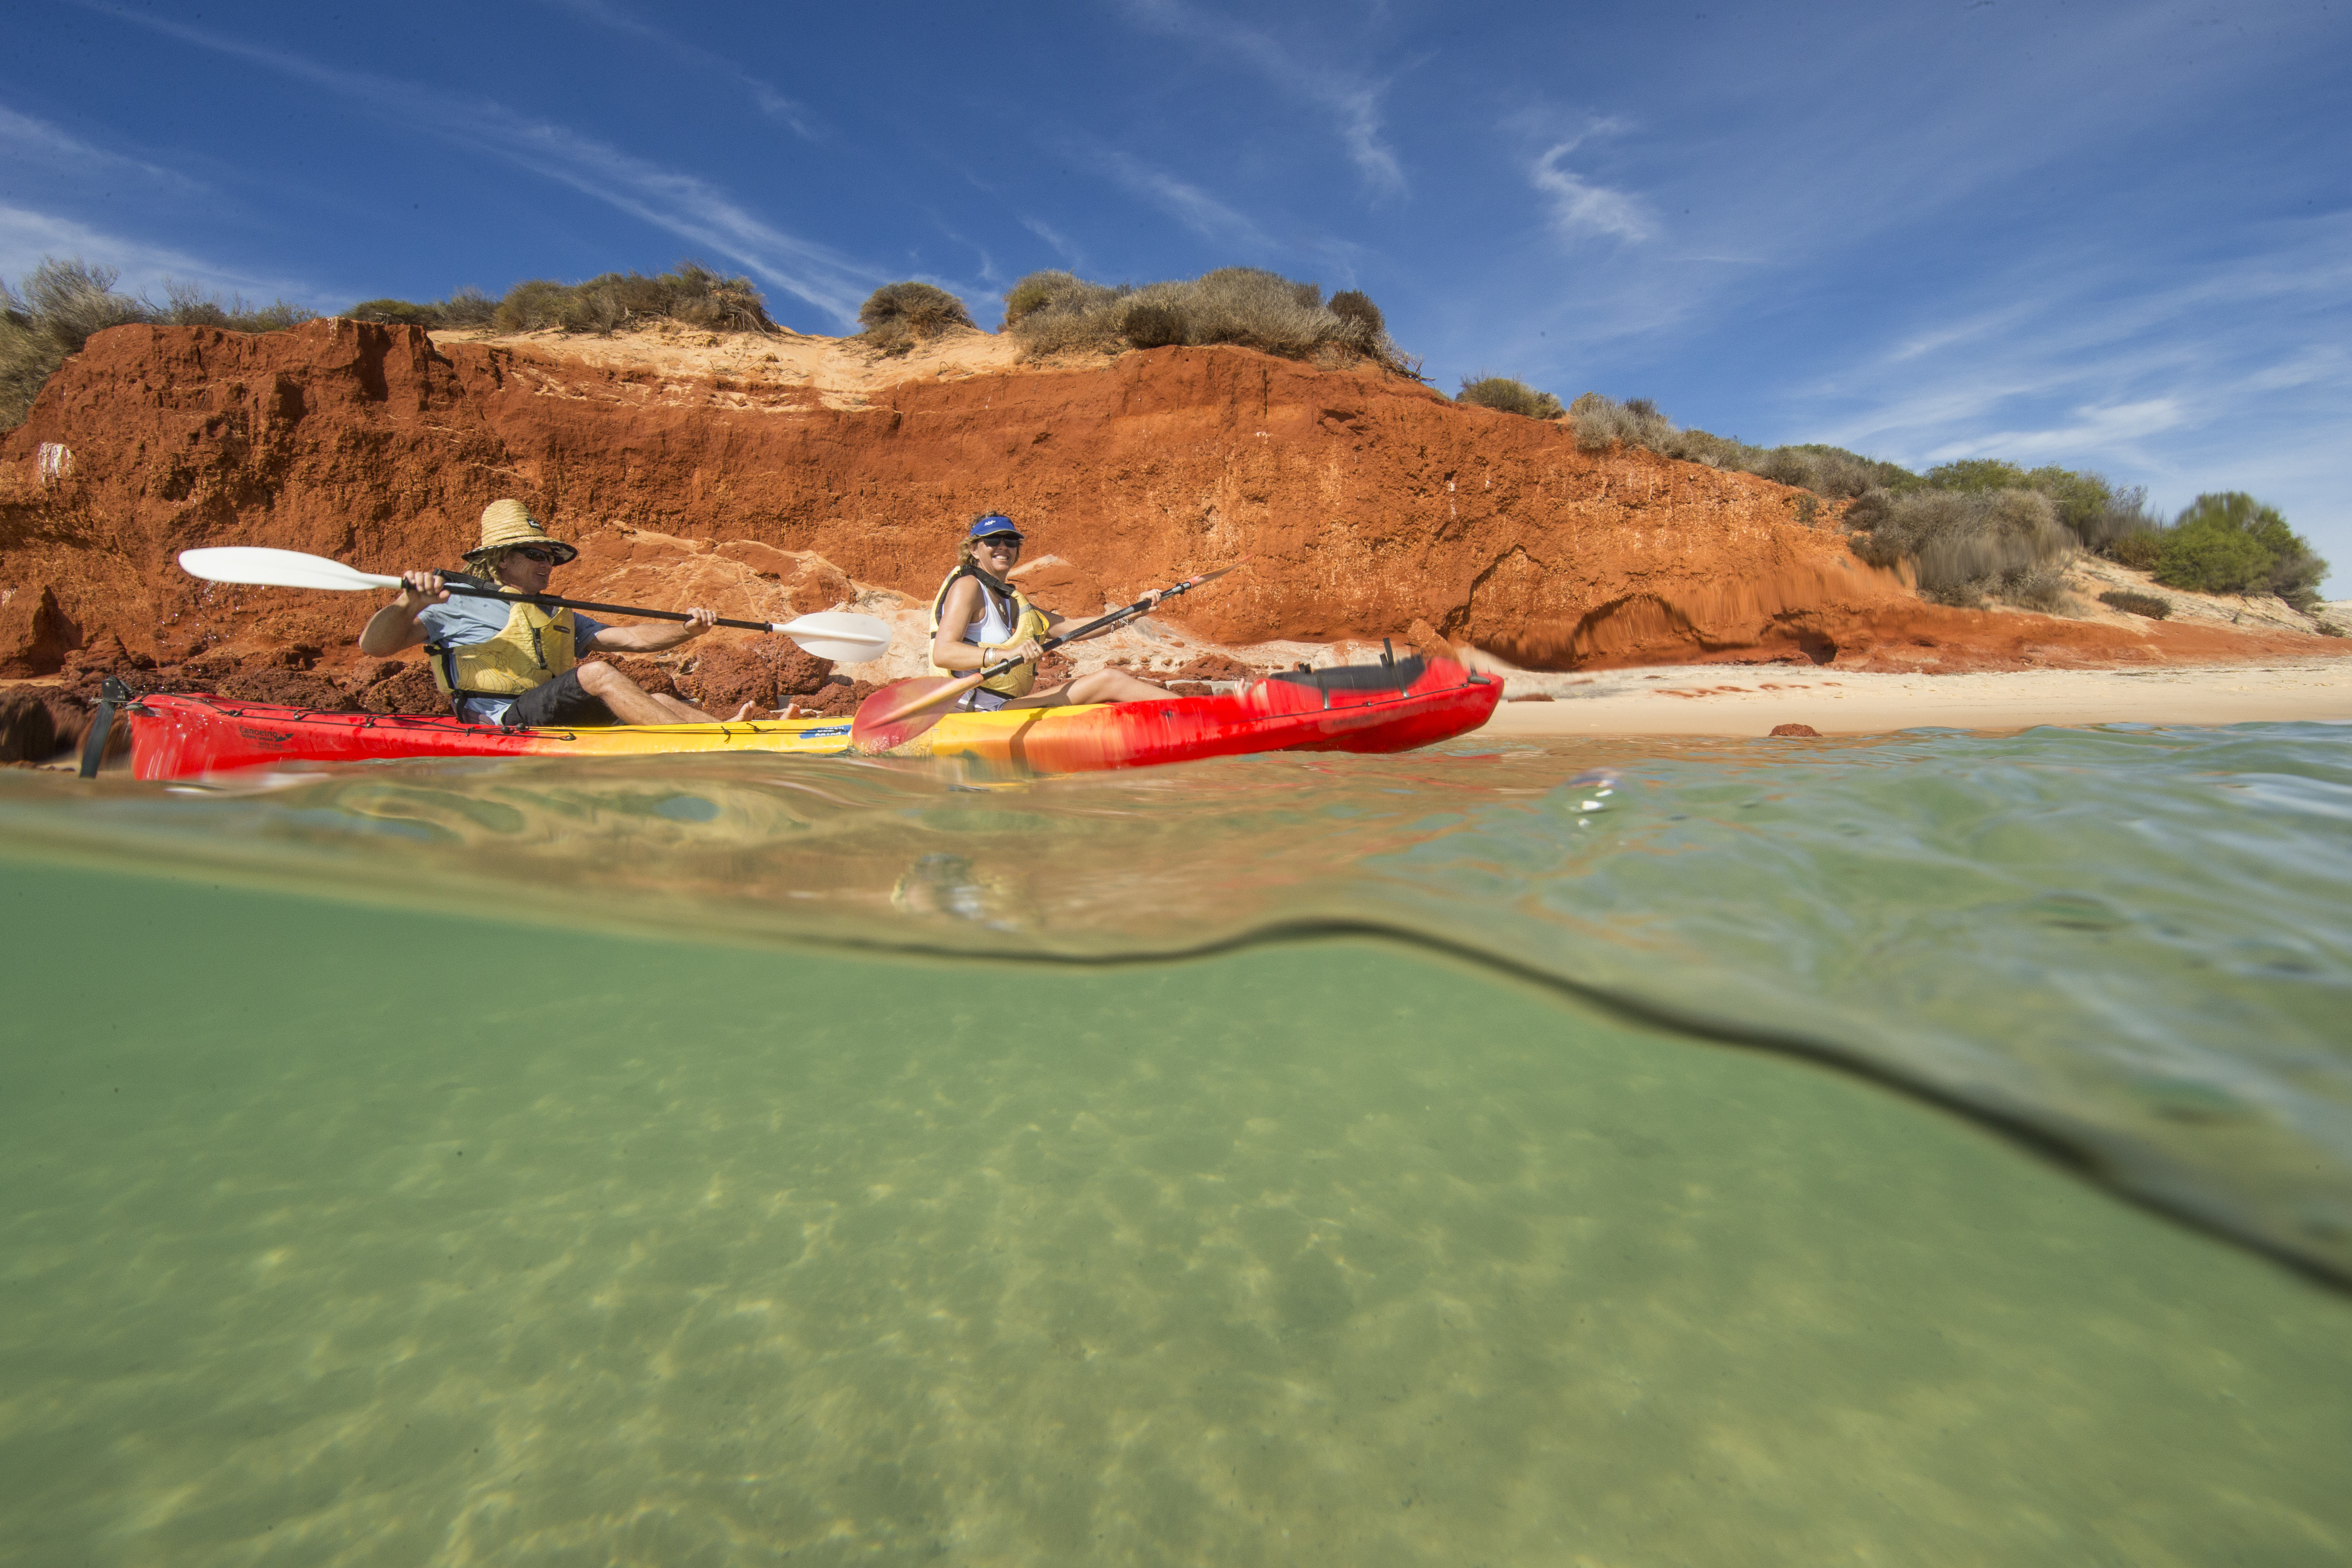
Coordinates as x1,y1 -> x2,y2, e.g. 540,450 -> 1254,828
2,862 -> 2346,1566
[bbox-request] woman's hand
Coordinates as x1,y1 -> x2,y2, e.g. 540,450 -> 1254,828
993,636 -> 1044,666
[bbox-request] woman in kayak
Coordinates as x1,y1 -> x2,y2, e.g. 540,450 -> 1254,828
928,514 -> 1176,710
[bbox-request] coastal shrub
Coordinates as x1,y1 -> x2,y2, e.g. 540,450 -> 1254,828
1550,392 -> 1906,496
1121,299 -> 1187,350
1844,486 -> 2075,608
1000,266 -> 1409,370
857,281 -> 975,355
2,256 -> 312,429
348,286 -> 496,329
2104,530 -> 2165,570
2154,491 -> 2328,608
449,263 -> 776,336
1328,289 -> 1384,341
1458,375 -> 1563,419
2098,589 -> 2171,619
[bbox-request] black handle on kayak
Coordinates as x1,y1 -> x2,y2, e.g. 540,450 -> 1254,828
77,675 -> 133,779
434,581 -> 778,634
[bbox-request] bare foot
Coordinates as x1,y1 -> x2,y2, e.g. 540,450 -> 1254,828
774,701 -> 806,720
727,701 -> 757,721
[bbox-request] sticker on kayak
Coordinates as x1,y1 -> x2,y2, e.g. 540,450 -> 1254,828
799,725 -> 852,737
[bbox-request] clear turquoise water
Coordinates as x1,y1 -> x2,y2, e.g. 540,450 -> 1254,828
3,724 -> 2349,1563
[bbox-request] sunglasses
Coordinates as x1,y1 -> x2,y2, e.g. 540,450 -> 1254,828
511,546 -> 558,564
975,535 -> 1023,549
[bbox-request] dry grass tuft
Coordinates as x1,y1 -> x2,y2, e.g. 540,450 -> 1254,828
857,282 -> 975,356
1457,375 -> 1563,419
2098,589 -> 2171,619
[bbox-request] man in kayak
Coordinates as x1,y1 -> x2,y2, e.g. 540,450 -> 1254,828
358,499 -> 770,726
929,513 -> 1175,710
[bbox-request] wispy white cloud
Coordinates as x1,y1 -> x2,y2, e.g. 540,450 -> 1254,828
1118,0 -> 1406,197
530,0 -> 824,138
1019,217 -> 1084,272
1529,127 -> 1652,243
1777,215 -> 2352,586
1076,142 -> 1271,249
1924,398 -> 2190,463
0,105 -> 202,191
79,5 -> 878,325
0,204 -> 328,303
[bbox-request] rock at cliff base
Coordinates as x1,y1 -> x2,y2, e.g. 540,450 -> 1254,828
360,663 -> 448,715
0,688 -> 95,763
219,669 -> 366,711
607,657 -> 677,698
1166,652 -> 1259,683
1770,722 -> 1823,737
60,631 -> 157,680
0,588 -> 75,678
799,678 -> 879,717
678,635 -> 836,711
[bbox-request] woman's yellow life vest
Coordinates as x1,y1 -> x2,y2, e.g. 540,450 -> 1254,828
427,589 -> 579,698
930,566 -> 1052,697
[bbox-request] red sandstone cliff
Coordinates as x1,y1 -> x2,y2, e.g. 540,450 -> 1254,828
1,318 -> 2337,681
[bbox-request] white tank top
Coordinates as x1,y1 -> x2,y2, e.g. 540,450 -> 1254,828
960,578 -> 1018,649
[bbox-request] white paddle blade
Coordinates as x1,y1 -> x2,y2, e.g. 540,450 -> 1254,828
178,547 -> 402,593
775,611 -> 892,664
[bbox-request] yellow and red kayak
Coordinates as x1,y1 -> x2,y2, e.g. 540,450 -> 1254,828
122,657 -> 1501,779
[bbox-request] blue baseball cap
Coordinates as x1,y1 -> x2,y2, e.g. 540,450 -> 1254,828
968,513 -> 1024,541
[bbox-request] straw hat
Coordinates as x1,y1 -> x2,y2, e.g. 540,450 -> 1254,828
465,499 -> 578,564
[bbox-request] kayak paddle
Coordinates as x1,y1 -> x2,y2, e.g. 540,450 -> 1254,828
850,560 -> 1247,754
177,546 -> 894,665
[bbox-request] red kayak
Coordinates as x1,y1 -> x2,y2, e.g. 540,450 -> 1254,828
118,656 -> 1501,779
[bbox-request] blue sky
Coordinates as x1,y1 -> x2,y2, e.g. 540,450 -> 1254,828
6,0 -> 2347,593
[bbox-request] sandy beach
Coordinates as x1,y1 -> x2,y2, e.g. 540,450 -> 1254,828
1476,656 -> 2352,738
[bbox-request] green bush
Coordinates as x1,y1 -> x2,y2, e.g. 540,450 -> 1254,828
1844,486 -> 2076,608
2153,492 -> 2328,608
2,256 -> 311,429
857,281 -> 975,355
2098,589 -> 2171,619
1458,375 -> 1563,419
999,266 -> 1409,369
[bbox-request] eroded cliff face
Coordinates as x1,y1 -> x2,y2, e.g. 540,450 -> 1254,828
0,318 -> 2334,679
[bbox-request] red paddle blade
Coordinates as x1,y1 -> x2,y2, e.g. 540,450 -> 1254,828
851,676 -> 965,753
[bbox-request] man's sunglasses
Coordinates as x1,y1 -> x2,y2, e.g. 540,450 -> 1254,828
511,546 -> 558,564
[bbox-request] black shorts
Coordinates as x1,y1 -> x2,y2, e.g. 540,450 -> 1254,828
501,667 -> 616,728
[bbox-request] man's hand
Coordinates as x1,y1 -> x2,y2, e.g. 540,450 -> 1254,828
681,608 -> 719,638
397,570 -> 449,611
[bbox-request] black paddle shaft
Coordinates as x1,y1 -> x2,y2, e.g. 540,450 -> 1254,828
967,571 -> 1223,682
435,580 -> 775,633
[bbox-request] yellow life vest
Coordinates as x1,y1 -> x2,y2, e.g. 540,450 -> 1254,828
427,588 -> 579,698
929,566 -> 1052,697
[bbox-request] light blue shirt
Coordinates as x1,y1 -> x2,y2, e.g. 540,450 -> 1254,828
416,594 -> 606,725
